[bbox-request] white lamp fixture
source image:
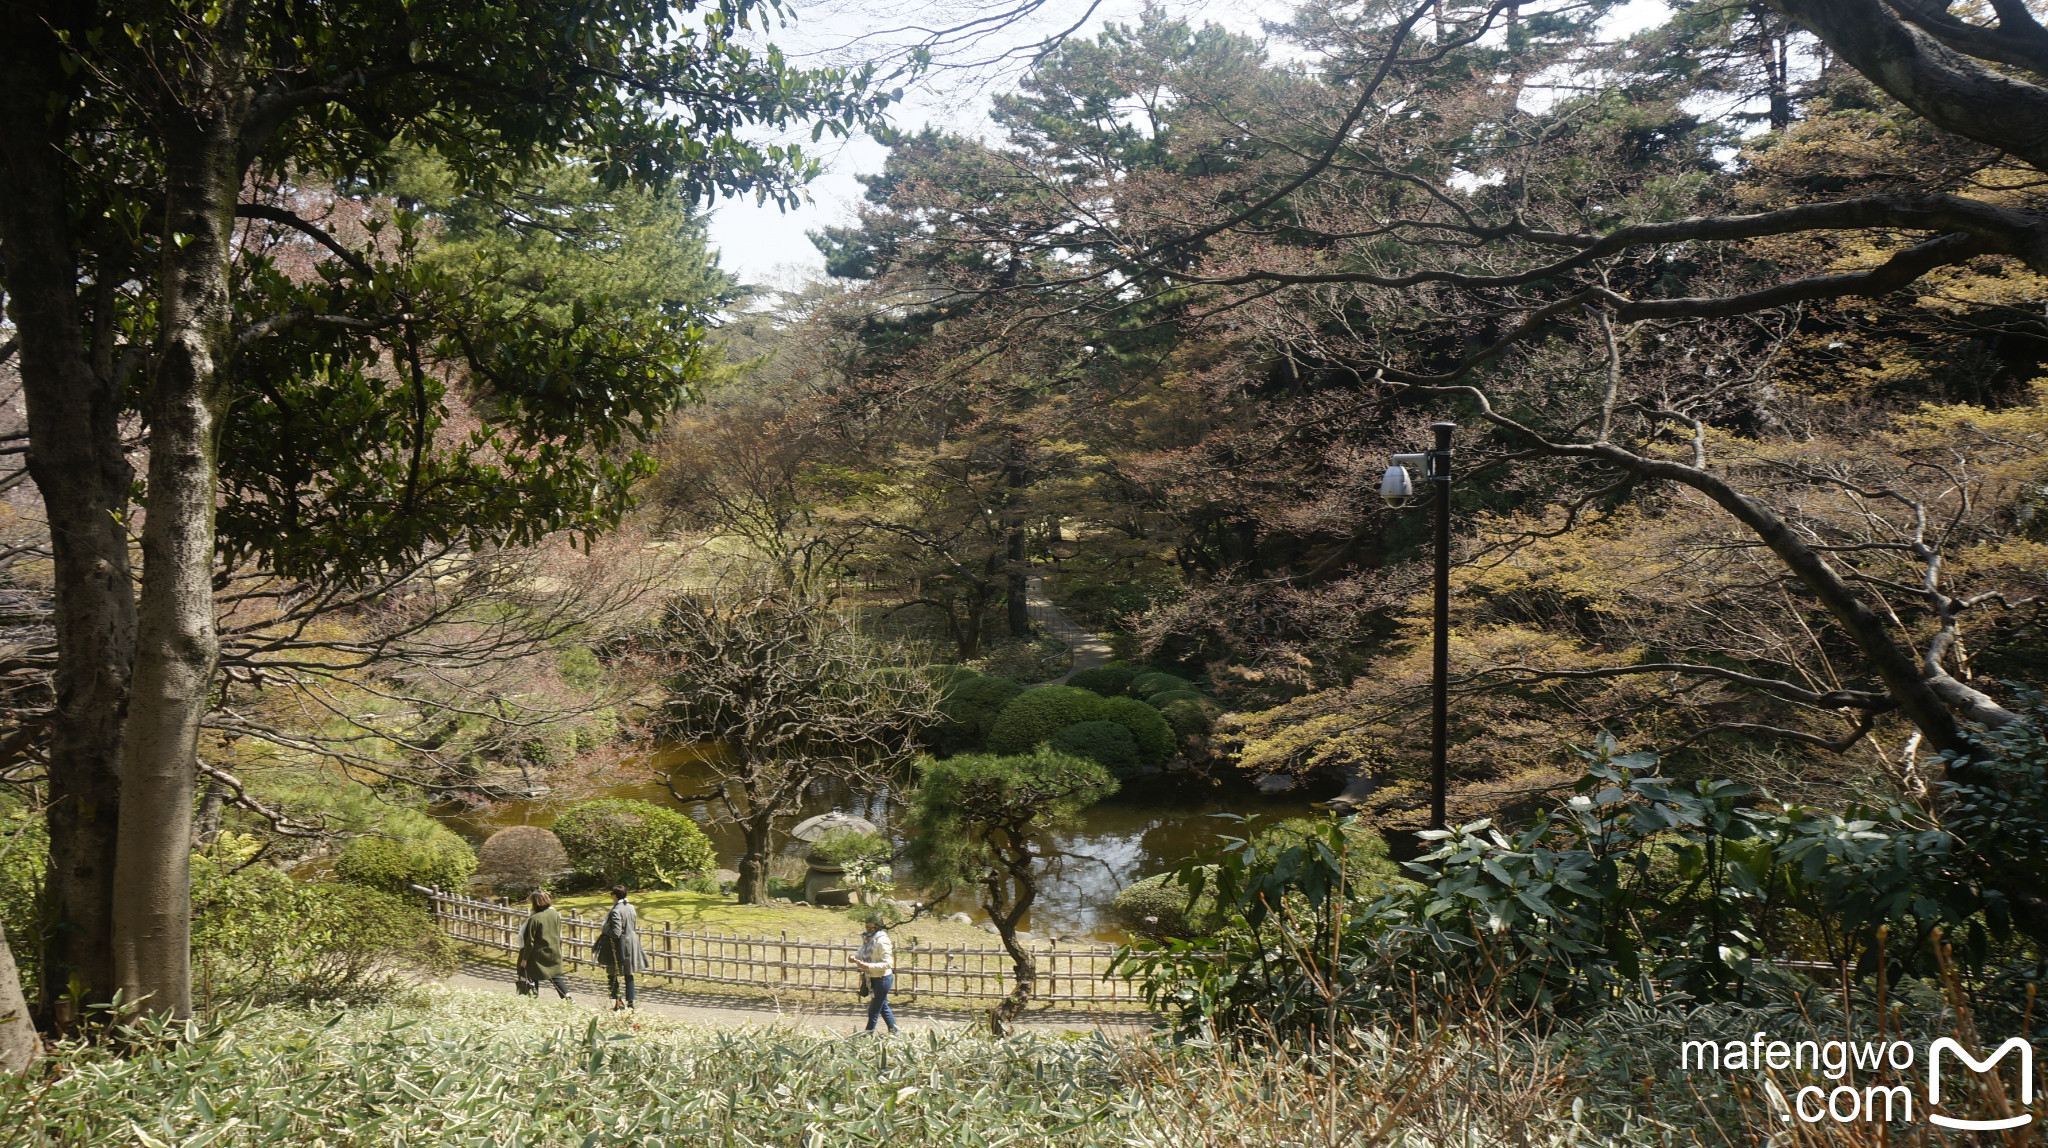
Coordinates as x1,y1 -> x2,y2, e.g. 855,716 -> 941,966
1380,453 -> 1428,507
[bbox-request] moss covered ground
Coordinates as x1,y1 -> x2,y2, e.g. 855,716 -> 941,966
551,888 -> 994,947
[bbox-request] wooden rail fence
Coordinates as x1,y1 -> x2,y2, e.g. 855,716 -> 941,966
415,886 -> 1138,1005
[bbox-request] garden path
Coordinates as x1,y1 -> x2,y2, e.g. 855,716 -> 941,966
435,956 -> 1155,1037
1024,575 -> 1113,686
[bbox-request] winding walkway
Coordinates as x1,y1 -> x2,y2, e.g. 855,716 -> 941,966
433,957 -> 1154,1037
1024,574 -> 1114,686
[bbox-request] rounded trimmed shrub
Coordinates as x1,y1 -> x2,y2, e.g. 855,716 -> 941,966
334,821 -> 477,896
1094,696 -> 1175,763
1144,689 -> 1207,710
1111,871 -> 1219,939
1130,671 -> 1195,699
1048,720 -> 1142,774
474,825 -> 569,896
922,667 -> 1025,756
1066,663 -> 1139,697
1157,698 -> 1214,740
985,685 -> 1105,755
554,798 -> 716,887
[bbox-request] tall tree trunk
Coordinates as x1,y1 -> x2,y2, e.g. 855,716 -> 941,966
0,1 -> 135,1024
0,922 -> 35,1075
736,818 -> 773,905
111,82 -> 244,1018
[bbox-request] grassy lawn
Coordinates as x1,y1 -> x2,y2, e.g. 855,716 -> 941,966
552,888 -> 996,948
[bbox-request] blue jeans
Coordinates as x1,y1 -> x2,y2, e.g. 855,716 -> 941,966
866,974 -> 896,1032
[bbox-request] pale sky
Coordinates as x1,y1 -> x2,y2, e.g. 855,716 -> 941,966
706,0 -> 1671,287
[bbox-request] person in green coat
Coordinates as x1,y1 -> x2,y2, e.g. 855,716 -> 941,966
517,891 -> 572,1000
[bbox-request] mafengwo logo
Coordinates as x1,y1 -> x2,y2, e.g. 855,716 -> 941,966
1680,1033 -> 2035,1129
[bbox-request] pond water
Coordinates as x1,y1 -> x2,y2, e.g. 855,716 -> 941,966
435,744 -> 1327,943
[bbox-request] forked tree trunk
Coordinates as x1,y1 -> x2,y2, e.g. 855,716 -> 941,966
0,922 -> 37,1074
0,2 -> 136,1024
110,80 -> 244,1018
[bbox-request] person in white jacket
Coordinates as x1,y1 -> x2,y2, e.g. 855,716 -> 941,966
847,914 -> 898,1034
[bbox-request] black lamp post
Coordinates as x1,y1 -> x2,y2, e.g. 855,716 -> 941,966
1379,421 -> 1456,831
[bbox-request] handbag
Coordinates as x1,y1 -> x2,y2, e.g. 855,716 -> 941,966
857,975 -> 870,1000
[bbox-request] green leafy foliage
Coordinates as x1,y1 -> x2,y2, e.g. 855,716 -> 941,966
1156,698 -> 1214,740
905,750 -> 1119,892
1144,689 -> 1207,710
1122,711 -> 2048,1039
194,836 -> 455,1007
1111,871 -> 1221,940
0,809 -> 45,1003
333,821 -> 477,896
920,667 -> 1025,756
1066,663 -> 1139,696
0,994 -> 1670,1146
985,686 -> 1104,754
1092,697 -> 1176,763
809,828 -> 891,865
1048,720 -> 1143,774
554,799 -> 716,887
1129,672 -> 1194,699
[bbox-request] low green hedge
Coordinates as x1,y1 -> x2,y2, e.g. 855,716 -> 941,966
1066,663 -> 1139,697
554,798 -> 716,887
1129,671 -> 1195,699
923,667 -> 1026,756
1093,697 -> 1175,763
334,820 -> 477,896
1048,721 -> 1143,774
986,686 -> 1105,754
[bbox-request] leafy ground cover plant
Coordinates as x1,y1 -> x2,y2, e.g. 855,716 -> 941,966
193,835 -> 454,1008
1124,706 -> 2048,1042
0,991 -> 1685,1146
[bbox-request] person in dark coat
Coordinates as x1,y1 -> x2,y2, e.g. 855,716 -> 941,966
517,891 -> 572,1000
597,885 -> 649,1010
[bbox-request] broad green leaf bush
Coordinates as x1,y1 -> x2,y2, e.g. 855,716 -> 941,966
1092,697 -> 1176,763
1112,871 -> 1221,939
554,798 -> 715,887
1121,705 -> 2048,1041
1049,720 -> 1143,774
985,685 -> 1103,754
194,835 -> 455,1007
333,817 -> 477,896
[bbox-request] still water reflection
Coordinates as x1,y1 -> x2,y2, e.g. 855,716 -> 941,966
436,744 -> 1325,942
